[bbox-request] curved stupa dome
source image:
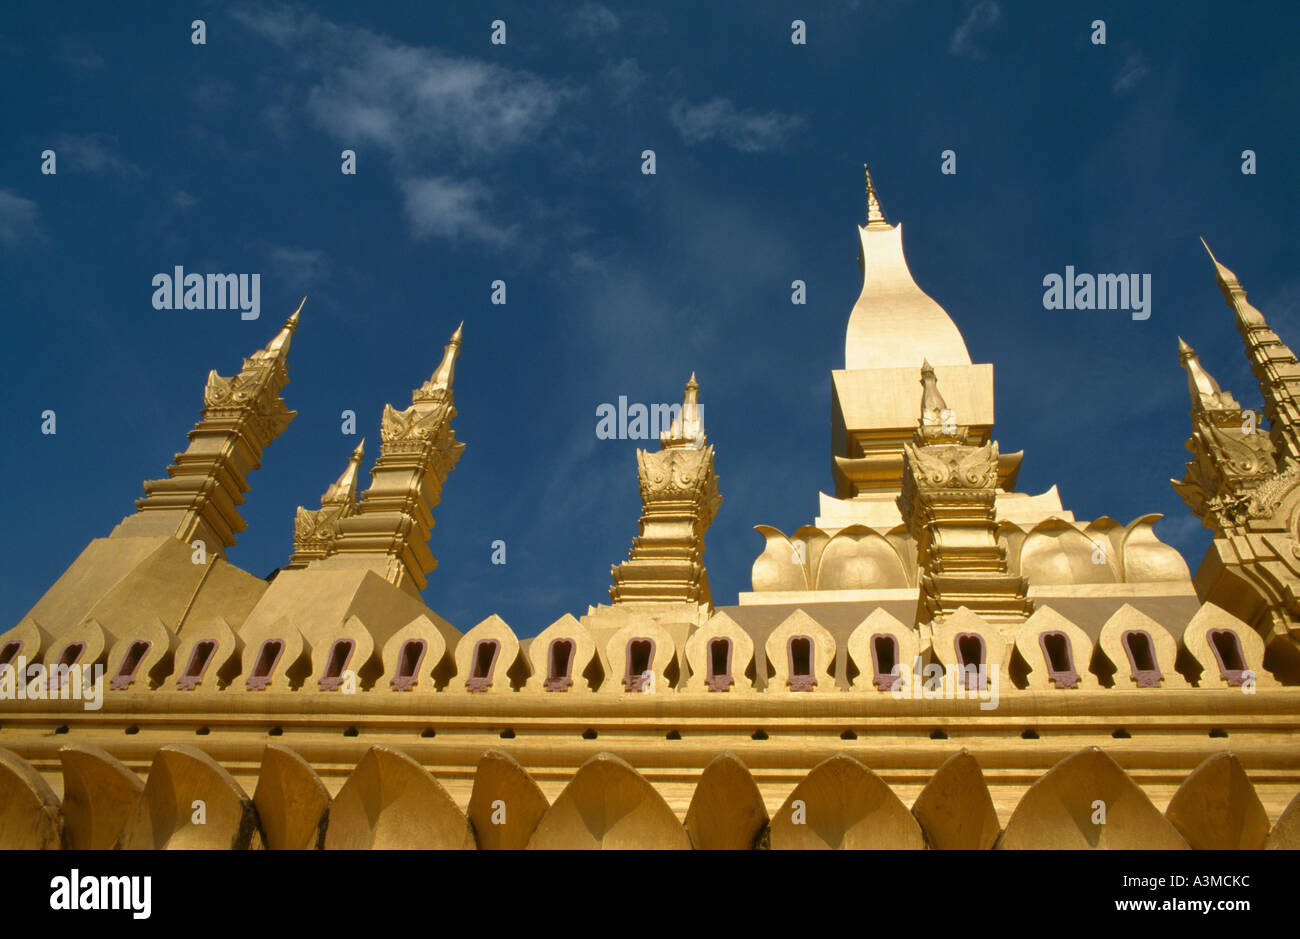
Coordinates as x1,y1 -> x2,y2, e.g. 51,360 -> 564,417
844,169 -> 971,371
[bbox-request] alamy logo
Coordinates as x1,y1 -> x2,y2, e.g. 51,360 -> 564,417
0,658 -> 104,711
152,267 -> 261,320
888,657 -> 1001,710
1042,266 -> 1151,320
595,396 -> 704,445
50,869 -> 151,919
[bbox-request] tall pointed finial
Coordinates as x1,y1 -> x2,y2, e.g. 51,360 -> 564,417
916,360 -> 964,443
663,372 -> 706,448
321,438 -> 366,506
418,321 -> 464,399
1177,338 -> 1239,412
256,298 -> 305,365
1200,238 -> 1246,302
863,163 -> 888,229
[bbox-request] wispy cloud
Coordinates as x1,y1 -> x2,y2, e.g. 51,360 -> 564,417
268,245 -> 330,287
51,133 -> 146,178
567,3 -> 621,40
669,97 -> 806,152
1113,53 -> 1150,94
0,190 -> 41,246
949,0 -> 1001,59
231,3 -> 567,246
400,177 -> 514,246
231,5 -> 565,162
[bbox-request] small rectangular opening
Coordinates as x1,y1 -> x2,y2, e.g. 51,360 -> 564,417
392,639 -> 426,691
111,640 -> 152,691
545,638 -> 575,692
706,638 -> 733,692
178,640 -> 217,691
787,635 -> 816,691
871,634 -> 899,691
623,638 -> 655,691
50,642 -> 86,692
1120,630 -> 1162,687
955,633 -> 985,691
246,639 -> 284,691
0,641 -> 21,668
1038,631 -> 1079,689
1209,629 -> 1248,685
466,639 -> 501,692
318,638 -> 355,691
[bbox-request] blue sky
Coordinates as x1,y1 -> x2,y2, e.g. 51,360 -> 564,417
2,1 -> 1297,638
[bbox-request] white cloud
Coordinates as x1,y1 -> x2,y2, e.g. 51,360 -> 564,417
269,245 -> 329,286
400,177 -> 514,246
51,133 -> 146,178
568,3 -> 621,40
231,5 -> 565,164
0,190 -> 40,246
669,97 -> 805,152
1113,53 -> 1150,94
949,0 -> 1001,59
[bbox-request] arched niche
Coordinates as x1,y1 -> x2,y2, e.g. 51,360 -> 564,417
168,616 -> 242,693
1181,603 -> 1280,690
305,614 -> 377,693
41,617 -> 115,674
448,614 -> 522,694
523,614 -> 602,694
105,616 -> 177,691
236,617 -> 307,693
0,619 -> 54,673
763,609 -> 837,694
928,607 -> 1009,692
600,620 -> 678,695
847,608 -> 921,693
1012,606 -> 1100,690
1097,604 -> 1188,689
681,611 -> 755,694
376,615 -> 450,694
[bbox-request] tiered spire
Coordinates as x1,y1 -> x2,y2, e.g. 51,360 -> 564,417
286,439 -> 366,569
111,302 -> 302,553
1202,240 -> 1300,465
611,375 -> 722,607
314,323 -> 466,595
863,163 -> 889,230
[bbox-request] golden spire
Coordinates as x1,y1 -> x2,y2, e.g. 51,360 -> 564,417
419,321 -> 463,399
919,360 -> 947,424
1201,239 -> 1300,464
255,298 -> 304,365
1177,338 -> 1239,413
916,360 -> 965,444
662,372 -> 706,448
863,163 -> 889,229
321,438 -> 366,506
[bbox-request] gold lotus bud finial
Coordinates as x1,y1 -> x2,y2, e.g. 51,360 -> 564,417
663,372 -> 706,449
419,321 -> 464,399
1177,337 -> 1238,413
863,163 -> 888,229
321,437 -> 366,506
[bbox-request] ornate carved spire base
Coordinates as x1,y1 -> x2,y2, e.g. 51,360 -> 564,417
898,365 -> 1032,626
111,304 -> 301,554
610,375 -> 722,608
316,325 -> 464,596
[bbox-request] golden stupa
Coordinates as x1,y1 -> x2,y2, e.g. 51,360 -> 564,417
1,169 -> 1297,851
